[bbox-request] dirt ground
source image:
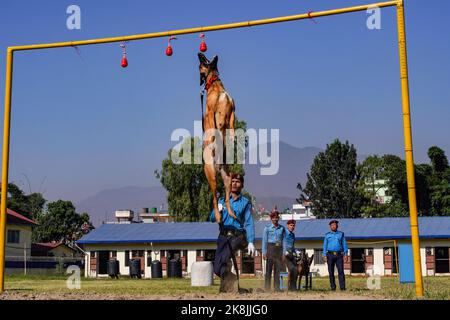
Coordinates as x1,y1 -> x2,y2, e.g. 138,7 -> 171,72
4,275 -> 447,300
0,290 -> 380,300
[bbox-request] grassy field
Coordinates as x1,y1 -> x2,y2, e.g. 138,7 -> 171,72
2,275 -> 449,300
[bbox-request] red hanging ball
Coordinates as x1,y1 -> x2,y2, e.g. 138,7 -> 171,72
166,45 -> 173,56
200,41 -> 207,52
121,55 -> 128,68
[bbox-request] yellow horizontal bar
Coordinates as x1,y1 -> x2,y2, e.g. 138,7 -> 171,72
8,1 -> 399,52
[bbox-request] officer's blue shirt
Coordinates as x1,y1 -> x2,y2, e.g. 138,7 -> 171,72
262,223 -> 286,255
209,194 -> 255,243
284,229 -> 295,253
323,230 -> 348,256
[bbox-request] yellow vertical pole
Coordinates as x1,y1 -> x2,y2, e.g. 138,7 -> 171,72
0,48 -> 14,293
396,0 -> 424,297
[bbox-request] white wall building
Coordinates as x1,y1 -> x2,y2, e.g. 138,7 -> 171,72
78,217 -> 450,279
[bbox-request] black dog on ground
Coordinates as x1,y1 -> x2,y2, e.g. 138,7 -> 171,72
297,252 -> 314,290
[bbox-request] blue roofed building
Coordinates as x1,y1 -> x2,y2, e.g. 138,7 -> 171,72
77,217 -> 450,278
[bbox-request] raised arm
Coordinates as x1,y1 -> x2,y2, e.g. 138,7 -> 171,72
243,202 -> 255,243
209,207 -> 216,222
210,199 -> 223,223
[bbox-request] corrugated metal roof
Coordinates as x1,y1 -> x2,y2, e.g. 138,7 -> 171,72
7,208 -> 38,226
77,217 -> 450,244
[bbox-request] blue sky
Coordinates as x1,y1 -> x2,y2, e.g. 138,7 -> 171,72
1,0 -> 449,203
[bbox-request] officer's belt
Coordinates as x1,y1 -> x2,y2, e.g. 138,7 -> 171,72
220,228 -> 245,237
327,251 -> 342,256
268,242 -> 282,247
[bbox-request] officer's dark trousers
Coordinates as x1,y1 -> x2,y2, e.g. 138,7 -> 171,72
326,253 -> 345,290
285,256 -> 298,291
265,244 -> 283,290
214,233 -> 245,292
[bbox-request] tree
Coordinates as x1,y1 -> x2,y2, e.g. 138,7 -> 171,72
428,146 -> 449,173
427,146 -> 450,215
33,200 -> 94,243
297,139 -> 366,219
1,183 -> 46,219
358,155 -> 389,217
155,118 -> 251,222
430,179 -> 450,215
361,154 -> 431,217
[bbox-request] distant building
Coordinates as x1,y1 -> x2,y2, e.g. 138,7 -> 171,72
114,210 -> 135,224
5,208 -> 37,259
31,242 -> 82,258
280,201 -> 315,221
137,207 -> 173,223
113,208 -> 173,224
366,179 -> 392,204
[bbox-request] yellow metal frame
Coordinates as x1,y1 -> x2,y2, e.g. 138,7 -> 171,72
0,0 -> 424,297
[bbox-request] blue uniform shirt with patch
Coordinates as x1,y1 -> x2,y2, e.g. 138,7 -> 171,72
262,223 -> 286,255
209,194 -> 255,243
323,230 -> 348,256
284,229 -> 296,253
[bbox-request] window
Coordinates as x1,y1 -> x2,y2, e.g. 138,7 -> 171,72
196,250 -> 203,257
435,247 -> 449,274
314,249 -> 324,265
7,230 -> 20,244
241,251 -> 255,274
110,251 -> 117,259
204,250 -> 215,262
132,250 -> 144,258
167,250 -> 181,261
383,247 -> 398,273
91,251 -> 97,258
125,250 -> 130,266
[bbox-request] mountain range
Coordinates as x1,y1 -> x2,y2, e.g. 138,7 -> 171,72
76,141 -> 322,226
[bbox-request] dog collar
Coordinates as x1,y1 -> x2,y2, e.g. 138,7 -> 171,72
205,75 -> 219,90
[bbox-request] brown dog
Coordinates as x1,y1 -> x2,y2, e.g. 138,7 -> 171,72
198,53 -> 236,222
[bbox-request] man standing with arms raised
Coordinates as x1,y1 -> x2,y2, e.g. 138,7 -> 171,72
210,173 -> 255,293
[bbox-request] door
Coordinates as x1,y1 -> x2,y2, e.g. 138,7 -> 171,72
398,243 -> 414,283
351,248 -> 365,274
392,246 -> 398,274
98,251 -> 110,275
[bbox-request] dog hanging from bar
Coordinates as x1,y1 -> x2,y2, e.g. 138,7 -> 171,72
198,53 -> 237,223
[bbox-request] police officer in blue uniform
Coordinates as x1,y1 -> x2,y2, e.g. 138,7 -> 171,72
323,220 -> 348,291
262,210 -> 285,291
283,219 -> 298,291
210,173 -> 255,293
